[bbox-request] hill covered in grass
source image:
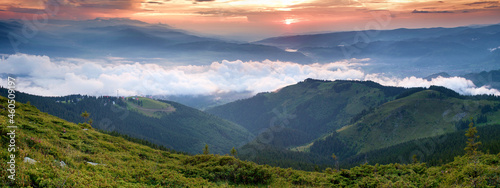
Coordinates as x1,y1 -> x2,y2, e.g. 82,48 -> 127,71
206,79 -> 406,149
0,88 -> 253,154
308,87 -> 500,158
1,95 -> 500,187
228,83 -> 500,171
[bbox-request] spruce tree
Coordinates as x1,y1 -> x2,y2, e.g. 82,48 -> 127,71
464,118 -> 483,188
81,111 -> 90,123
332,153 -> 339,170
464,118 -> 481,157
203,144 -> 210,155
230,147 -> 237,156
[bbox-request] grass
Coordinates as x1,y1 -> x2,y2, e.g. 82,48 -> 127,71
124,97 -> 175,118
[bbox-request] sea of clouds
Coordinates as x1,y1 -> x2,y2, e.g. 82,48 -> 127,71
0,53 -> 499,97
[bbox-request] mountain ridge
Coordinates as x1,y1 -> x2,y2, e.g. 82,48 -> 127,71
254,24 -> 500,77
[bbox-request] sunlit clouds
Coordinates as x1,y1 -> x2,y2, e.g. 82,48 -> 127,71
0,0 -> 499,40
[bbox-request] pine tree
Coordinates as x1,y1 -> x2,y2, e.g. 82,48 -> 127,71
230,147 -> 237,156
203,144 -> 210,155
464,118 -> 481,157
412,154 -> 419,164
81,111 -> 90,123
332,153 -> 339,170
464,118 -> 483,188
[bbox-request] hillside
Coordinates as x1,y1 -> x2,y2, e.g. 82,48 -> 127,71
1,96 -> 499,187
0,88 -> 253,154
238,123 -> 500,171
336,89 -> 500,153
206,79 -> 406,149
225,85 -> 500,171
342,123 -> 500,168
301,87 -> 500,164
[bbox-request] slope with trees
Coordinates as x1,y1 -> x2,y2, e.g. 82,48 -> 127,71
1,96 -> 499,187
207,79 -> 406,149
0,87 -> 253,154
234,85 -> 500,170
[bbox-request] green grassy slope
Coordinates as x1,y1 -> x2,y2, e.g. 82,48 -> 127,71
206,79 -> 406,148
1,96 -> 499,187
342,123 -> 500,168
0,88 -> 253,154
300,87 -> 500,165
124,96 -> 175,118
337,89 -> 500,154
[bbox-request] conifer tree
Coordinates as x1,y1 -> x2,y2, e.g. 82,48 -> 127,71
81,110 -> 90,123
412,154 -> 419,164
465,118 -> 481,157
230,147 -> 237,156
332,153 -> 339,170
203,144 -> 210,155
464,118 -> 482,188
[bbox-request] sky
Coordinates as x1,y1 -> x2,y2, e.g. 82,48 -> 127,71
0,0 -> 499,40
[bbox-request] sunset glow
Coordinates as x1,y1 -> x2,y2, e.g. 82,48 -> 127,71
0,0 -> 499,40
284,18 -> 298,25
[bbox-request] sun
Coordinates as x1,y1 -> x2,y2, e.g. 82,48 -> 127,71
284,18 -> 297,25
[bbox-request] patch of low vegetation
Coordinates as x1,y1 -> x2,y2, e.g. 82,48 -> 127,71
124,96 -> 175,118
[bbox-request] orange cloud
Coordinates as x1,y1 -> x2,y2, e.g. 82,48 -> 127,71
0,0 -> 498,40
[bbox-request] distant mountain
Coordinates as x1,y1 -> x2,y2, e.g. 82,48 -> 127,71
155,91 -> 253,110
0,18 -> 312,64
0,87 -> 253,154
206,79 -> 406,149
422,68 -> 500,91
462,69 -> 500,90
255,24 -> 500,77
424,72 -> 451,81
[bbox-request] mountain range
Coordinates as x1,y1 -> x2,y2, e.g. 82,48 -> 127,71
2,18 -> 500,77
0,18 -> 310,64
255,25 -> 500,77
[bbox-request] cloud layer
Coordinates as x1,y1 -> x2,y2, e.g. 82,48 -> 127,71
0,54 -> 499,97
